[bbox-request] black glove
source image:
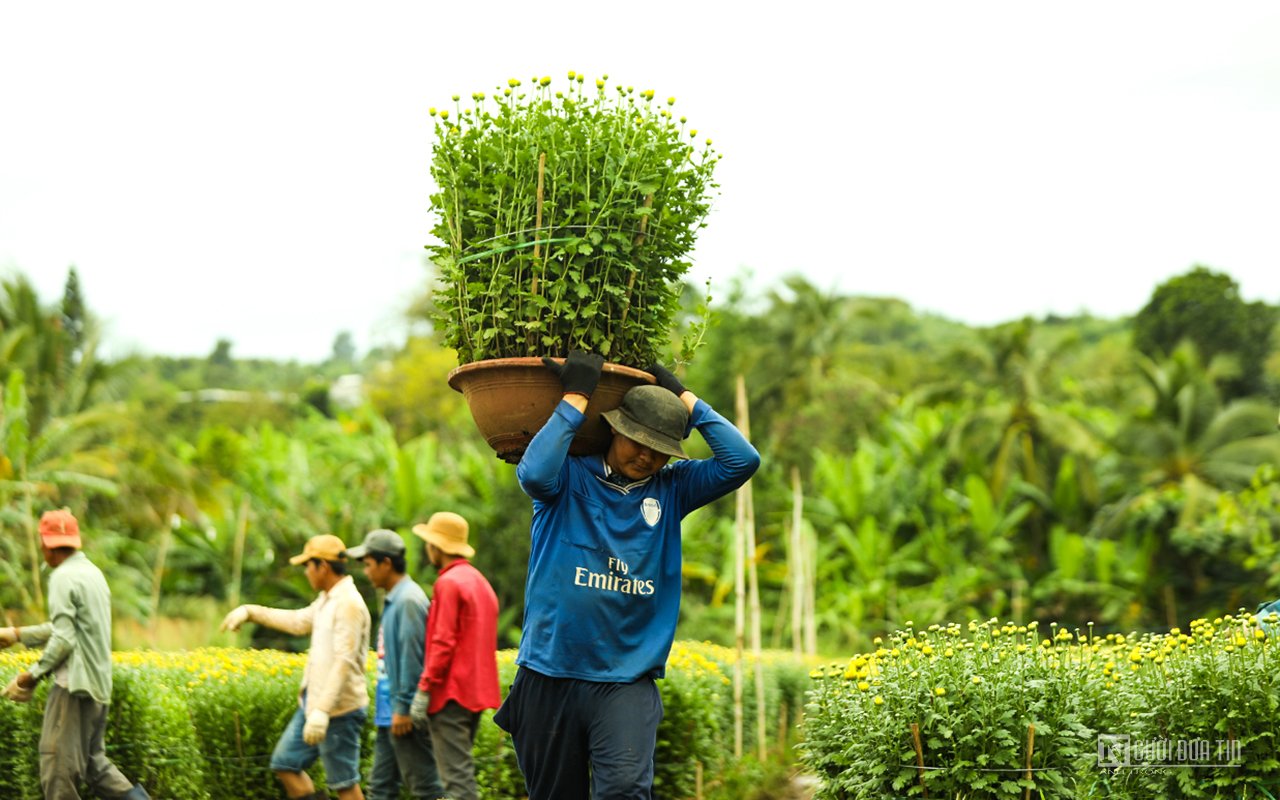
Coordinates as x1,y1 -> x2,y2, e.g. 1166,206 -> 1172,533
542,351 -> 604,397
646,363 -> 686,396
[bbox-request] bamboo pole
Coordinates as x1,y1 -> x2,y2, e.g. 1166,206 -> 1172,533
617,195 -> 653,329
736,375 -> 767,761
24,490 -> 42,610
230,494 -> 250,610
911,723 -> 930,799
790,467 -> 804,656
531,152 -> 546,292
804,510 -> 817,656
732,455 -> 746,760
1024,724 -> 1036,800
149,510 -> 174,643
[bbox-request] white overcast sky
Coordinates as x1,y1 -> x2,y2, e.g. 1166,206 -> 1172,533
2,2 -> 1279,361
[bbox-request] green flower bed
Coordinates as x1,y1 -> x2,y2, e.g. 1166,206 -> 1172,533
802,615 -> 1280,799
1,642 -> 807,799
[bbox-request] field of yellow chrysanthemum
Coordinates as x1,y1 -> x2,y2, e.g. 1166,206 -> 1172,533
802,613 -> 1280,799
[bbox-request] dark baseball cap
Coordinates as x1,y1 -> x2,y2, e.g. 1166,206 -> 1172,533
345,529 -> 406,559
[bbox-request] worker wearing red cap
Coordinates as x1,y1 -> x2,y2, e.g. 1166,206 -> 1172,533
0,509 -> 150,800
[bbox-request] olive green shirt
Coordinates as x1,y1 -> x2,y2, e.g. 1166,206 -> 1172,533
18,551 -> 115,704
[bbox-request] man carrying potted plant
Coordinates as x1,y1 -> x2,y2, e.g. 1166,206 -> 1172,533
495,351 -> 759,799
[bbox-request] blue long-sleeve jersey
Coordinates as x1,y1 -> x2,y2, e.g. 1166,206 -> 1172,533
515,398 -> 760,682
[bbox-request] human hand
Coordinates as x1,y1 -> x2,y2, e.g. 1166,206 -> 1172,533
219,606 -> 251,633
0,626 -> 17,649
391,712 -> 414,737
645,363 -> 687,397
541,351 -> 604,397
303,710 -> 329,745
409,689 -> 431,730
3,675 -> 33,703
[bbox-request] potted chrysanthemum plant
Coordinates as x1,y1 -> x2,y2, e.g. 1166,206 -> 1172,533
426,71 -> 720,461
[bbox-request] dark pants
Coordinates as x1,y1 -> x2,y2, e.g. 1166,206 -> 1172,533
427,701 -> 483,800
40,683 -> 134,800
368,724 -> 446,800
494,668 -> 663,800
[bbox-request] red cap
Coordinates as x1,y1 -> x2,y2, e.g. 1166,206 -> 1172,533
39,510 -> 82,550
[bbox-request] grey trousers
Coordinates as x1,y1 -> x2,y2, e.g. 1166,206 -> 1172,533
368,724 -> 446,800
427,701 -> 482,800
40,684 -> 134,800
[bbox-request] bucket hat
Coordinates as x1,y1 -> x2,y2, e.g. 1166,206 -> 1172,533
412,512 -> 475,559
601,385 -> 689,459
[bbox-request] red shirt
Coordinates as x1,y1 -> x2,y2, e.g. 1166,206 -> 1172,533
418,559 -> 501,714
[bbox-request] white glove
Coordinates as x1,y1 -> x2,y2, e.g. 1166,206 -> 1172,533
0,627 -> 17,649
410,689 -> 431,729
219,606 -> 252,633
4,676 -> 33,703
303,710 -> 330,745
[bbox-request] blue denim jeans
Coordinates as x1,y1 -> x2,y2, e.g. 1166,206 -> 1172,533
269,706 -> 367,790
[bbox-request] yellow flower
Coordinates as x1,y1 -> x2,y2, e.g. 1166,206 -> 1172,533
934,687 -> 946,697
428,107 -> 437,116
873,695 -> 884,705
857,681 -> 870,692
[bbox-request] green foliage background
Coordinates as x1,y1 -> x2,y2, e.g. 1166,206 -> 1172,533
2,263 -> 1280,658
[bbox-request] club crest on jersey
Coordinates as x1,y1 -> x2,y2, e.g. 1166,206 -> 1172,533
641,497 -> 662,527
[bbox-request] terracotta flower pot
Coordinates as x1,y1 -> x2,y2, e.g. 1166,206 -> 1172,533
447,358 -> 655,464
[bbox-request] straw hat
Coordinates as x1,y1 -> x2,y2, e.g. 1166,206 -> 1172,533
412,512 -> 475,558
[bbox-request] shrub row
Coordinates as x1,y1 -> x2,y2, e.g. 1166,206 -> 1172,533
0,642 -> 811,799
802,614 -> 1280,799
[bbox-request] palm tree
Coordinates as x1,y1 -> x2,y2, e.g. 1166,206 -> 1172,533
0,371 -> 121,611
1095,344 -> 1280,625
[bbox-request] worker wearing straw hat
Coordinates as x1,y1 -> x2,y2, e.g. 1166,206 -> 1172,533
495,352 -> 759,800
0,509 -> 151,800
407,511 -> 499,800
